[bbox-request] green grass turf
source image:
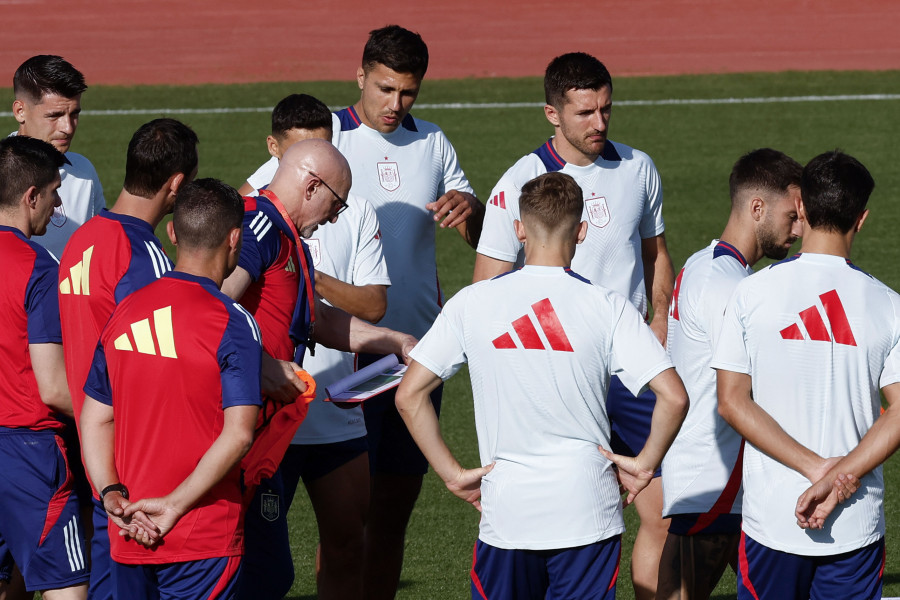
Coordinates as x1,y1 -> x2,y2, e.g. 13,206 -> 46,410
5,69 -> 900,598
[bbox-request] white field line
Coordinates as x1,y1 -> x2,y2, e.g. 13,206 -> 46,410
1,94 -> 898,118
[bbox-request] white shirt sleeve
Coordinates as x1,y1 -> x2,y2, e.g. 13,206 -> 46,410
436,130 -> 474,197
879,289 -> 900,389
638,154 -> 665,239
475,175 -> 523,263
350,195 -> 391,286
610,293 -> 673,395
409,291 -> 468,380
709,285 -> 752,375
246,156 -> 279,193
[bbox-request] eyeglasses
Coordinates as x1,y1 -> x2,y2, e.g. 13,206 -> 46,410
309,170 -> 349,216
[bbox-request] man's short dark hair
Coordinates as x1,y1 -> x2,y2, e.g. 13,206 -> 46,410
519,172 -> 584,233
0,136 -> 67,207
124,119 -> 199,199
729,148 -> 803,203
271,94 -> 332,139
13,55 -> 87,103
362,25 -> 429,79
801,150 -> 874,234
173,179 -> 244,250
544,52 -> 612,109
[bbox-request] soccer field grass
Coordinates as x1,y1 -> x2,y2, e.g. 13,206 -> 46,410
5,69 -> 899,598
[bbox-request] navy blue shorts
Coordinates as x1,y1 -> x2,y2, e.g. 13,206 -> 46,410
738,532 -> 884,600
359,353 -> 442,476
0,534 -> 12,581
0,428 -> 89,591
606,375 -> 660,476
90,497 -> 115,600
236,470 -> 293,600
471,537 -> 621,600
114,555 -> 241,600
668,512 -> 742,536
280,436 -> 368,510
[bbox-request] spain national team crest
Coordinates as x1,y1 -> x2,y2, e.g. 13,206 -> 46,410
306,238 -> 321,267
585,196 -> 611,228
377,162 -> 401,192
261,493 -> 280,522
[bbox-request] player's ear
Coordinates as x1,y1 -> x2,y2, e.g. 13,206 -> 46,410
266,135 -> 281,159
12,99 -> 26,125
166,220 -> 177,246
228,227 -> 242,253
164,172 -> 186,200
544,104 -> 560,127
356,66 -> 366,90
576,220 -> 588,244
750,196 -> 764,222
855,209 -> 870,233
514,219 -> 526,243
22,185 -> 39,209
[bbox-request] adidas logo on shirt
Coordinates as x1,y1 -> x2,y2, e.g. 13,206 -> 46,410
285,256 -> 296,273
59,246 -> 94,295
489,191 -> 506,209
492,298 -> 574,352
113,306 -> 178,358
780,289 -> 857,346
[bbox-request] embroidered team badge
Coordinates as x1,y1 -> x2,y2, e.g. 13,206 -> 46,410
377,161 -> 401,192
585,196 -> 611,228
306,239 -> 321,267
261,492 -> 280,522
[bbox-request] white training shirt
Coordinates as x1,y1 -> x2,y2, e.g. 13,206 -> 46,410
332,108 -> 474,339
662,240 -> 750,518
246,156 -> 278,194
411,265 -> 673,550
9,132 -> 105,259
294,194 -> 391,443
710,253 -> 900,556
476,139 -> 664,317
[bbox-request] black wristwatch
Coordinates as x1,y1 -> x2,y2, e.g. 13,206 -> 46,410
100,483 -> 129,501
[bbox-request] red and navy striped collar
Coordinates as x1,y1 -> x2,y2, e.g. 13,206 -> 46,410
335,106 -> 418,133
713,241 -> 749,267
533,138 -> 622,172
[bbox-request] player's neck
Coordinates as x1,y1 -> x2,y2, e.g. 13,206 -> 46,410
0,208 -> 32,237
551,137 -> 599,167
174,251 -> 229,288
110,191 -> 169,228
524,243 -> 575,268
798,229 -> 854,259
719,222 -> 761,266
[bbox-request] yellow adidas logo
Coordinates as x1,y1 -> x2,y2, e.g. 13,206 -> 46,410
113,306 -> 178,358
59,246 -> 94,295
285,256 -> 296,273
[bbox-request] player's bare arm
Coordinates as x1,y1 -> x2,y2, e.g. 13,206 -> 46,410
80,395 -> 160,544
426,189 -> 484,249
599,367 -> 688,505
29,343 -> 73,418
123,404 -> 259,544
395,360 -> 494,510
472,253 -> 514,284
313,299 -> 417,362
313,272 -> 387,323
717,369 -> 834,482
222,265 -> 307,402
796,381 -> 900,529
641,233 -> 675,346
